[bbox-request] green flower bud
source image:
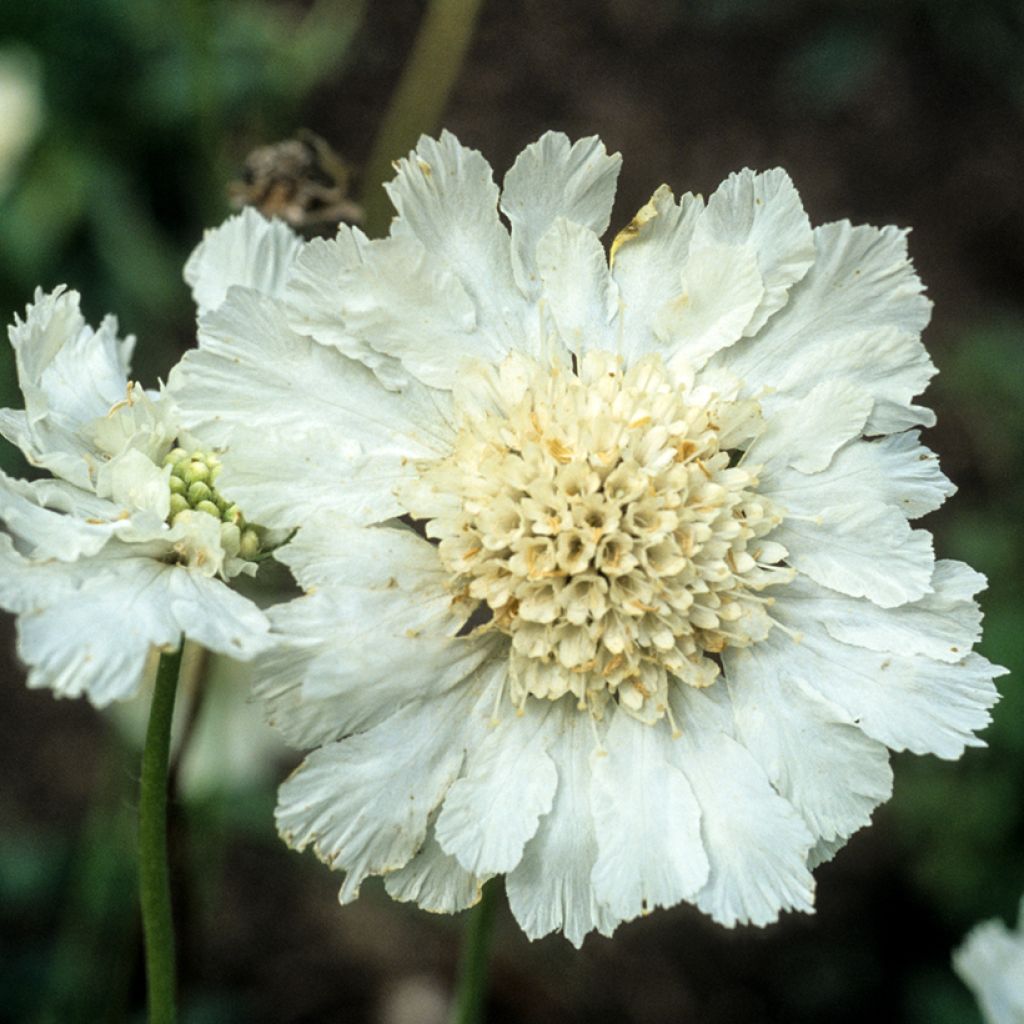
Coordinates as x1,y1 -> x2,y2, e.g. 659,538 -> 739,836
184,461 -> 210,485
195,499 -> 221,518
163,446 -> 188,467
209,463 -> 222,481
187,480 -> 212,505
171,460 -> 190,480
169,493 -> 190,518
222,504 -> 242,525
239,528 -> 261,560
168,475 -> 187,496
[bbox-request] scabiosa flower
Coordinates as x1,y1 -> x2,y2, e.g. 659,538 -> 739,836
954,896 -> 1024,1024
173,132 -> 1006,944
0,287 -> 272,706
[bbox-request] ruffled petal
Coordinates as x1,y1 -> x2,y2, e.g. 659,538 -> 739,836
763,606 -> 1003,759
590,707 -> 709,922
436,699 -> 560,876
775,502 -> 934,608
752,379 -> 872,475
536,218 -> 619,356
385,132 -> 530,354
332,234 -> 496,390
654,243 -> 764,371
184,207 -> 303,316
610,186 -> 704,365
280,229 -> 409,389
667,686 -> 816,927
501,132 -> 621,299
0,470 -> 120,560
384,817 -> 488,913
689,168 -> 814,335
768,326 -> 937,432
275,674 -> 495,904
4,287 -> 133,488
169,288 -> 454,529
764,431 -> 954,522
506,706 -> 619,946
711,221 -> 931,394
780,563 -> 984,664
258,521 -> 493,745
725,652 -> 893,845
164,567 -> 271,659
1,537 -> 270,706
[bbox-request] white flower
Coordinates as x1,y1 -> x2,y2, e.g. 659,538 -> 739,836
954,897 -> 1024,1024
0,287 -> 272,706
0,48 -> 43,198
172,132 -> 1006,944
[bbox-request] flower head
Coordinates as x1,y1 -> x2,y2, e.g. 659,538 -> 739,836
174,132 -> 1006,943
954,896 -> 1024,1024
0,287 -> 271,706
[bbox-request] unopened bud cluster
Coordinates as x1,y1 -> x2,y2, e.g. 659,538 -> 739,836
162,447 -> 263,560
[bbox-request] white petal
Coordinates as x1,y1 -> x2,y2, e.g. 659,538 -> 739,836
4,287 -> 133,488
769,326 -> 937,432
536,218 -> 619,356
655,688 -> 815,929
711,221 -> 931,391
165,567 -> 271,659
762,612 -> 1003,759
689,168 -> 814,335
1,539 -> 270,706
94,447 -> 171,519
281,229 -> 409,389
780,563 -> 984,664
764,431 -> 954,521
590,707 -> 709,922
501,132 -> 622,299
436,699 -> 560,876
257,525 -> 493,746
184,208 -> 303,316
775,502 -> 934,608
666,686 -> 816,927
753,379 -> 872,475
0,470 -> 118,560
506,705 -> 619,946
385,132 -> 529,354
725,649 -> 893,844
336,234 -> 498,390
275,685 -> 481,903
384,818 -> 488,914
954,908 -> 1024,1024
169,288 -> 454,529
7,550 -> 179,705
653,243 -> 764,371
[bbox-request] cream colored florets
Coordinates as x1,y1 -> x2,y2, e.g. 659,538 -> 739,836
407,351 -> 791,723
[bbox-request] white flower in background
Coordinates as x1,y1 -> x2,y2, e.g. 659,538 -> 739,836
954,897 -> 1024,1024
173,132 -> 1006,945
0,47 -> 43,198
0,287 -> 272,706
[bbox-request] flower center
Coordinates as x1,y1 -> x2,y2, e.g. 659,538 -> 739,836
163,446 -> 263,560
409,351 -> 790,723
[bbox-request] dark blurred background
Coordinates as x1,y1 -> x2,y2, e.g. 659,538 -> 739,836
1,1 -> 1023,1021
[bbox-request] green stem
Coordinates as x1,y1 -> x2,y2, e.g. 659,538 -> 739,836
139,645 -> 184,1024
450,880 -> 498,1024
360,0 -> 485,237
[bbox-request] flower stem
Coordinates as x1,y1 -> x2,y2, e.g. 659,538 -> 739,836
450,880 -> 498,1024
139,644 -> 184,1024
360,0 -> 485,237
